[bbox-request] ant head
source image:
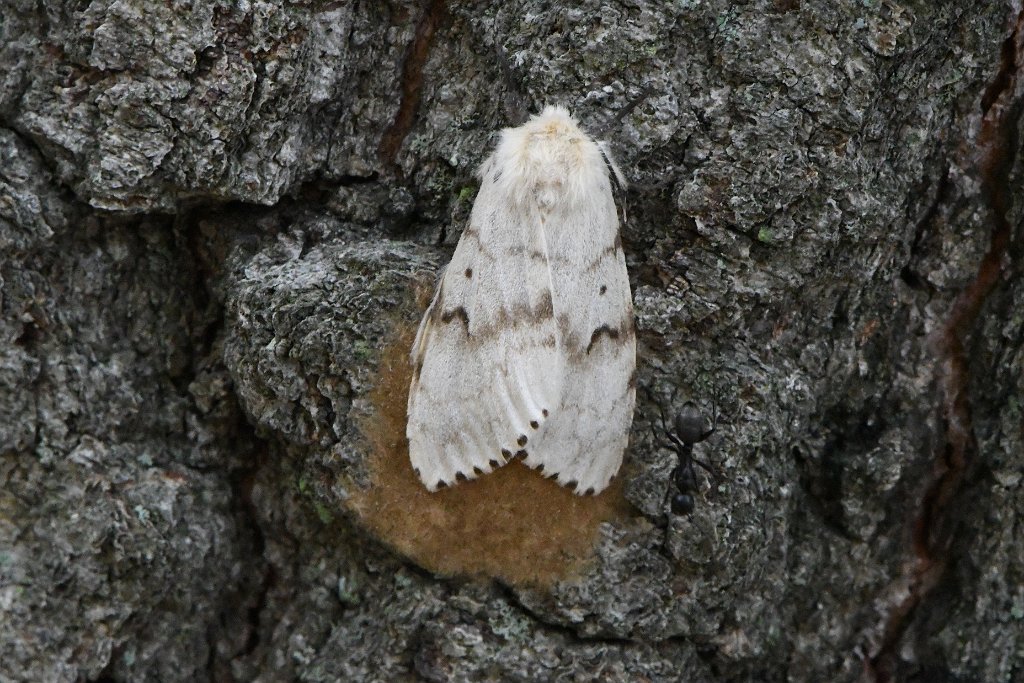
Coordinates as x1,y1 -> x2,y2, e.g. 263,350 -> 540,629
674,401 -> 707,443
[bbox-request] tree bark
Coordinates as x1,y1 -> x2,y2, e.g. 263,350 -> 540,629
1,1 -> 1022,681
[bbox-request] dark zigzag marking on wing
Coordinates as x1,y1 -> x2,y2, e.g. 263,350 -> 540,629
440,306 -> 470,334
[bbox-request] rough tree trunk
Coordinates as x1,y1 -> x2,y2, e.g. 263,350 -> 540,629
1,1 -> 1022,681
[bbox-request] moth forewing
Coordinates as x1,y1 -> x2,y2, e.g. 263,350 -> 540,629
407,106 -> 636,495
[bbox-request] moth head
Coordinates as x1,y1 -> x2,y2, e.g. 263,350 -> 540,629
491,105 -> 607,207
532,105 -> 580,138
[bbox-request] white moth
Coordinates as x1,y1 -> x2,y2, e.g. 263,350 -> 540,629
406,106 -> 636,495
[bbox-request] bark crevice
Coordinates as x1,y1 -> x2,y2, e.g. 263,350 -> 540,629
867,8 -> 1024,681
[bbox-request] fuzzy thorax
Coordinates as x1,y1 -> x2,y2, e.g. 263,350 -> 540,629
482,106 -> 608,209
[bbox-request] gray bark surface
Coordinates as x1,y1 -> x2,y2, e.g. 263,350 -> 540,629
1,1 -> 1022,681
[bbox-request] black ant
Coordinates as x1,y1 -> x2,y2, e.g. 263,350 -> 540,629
656,399 -> 718,515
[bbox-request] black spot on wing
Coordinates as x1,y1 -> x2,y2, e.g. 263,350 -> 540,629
530,420 -> 539,429
514,449 -> 528,459
517,434 -> 528,447
464,268 -> 473,278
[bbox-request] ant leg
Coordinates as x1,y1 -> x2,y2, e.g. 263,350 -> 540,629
696,395 -> 720,444
665,431 -> 688,452
692,457 -> 723,484
654,394 -> 672,441
653,391 -> 687,453
653,432 -> 679,454
698,393 -> 720,441
657,384 -> 681,436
